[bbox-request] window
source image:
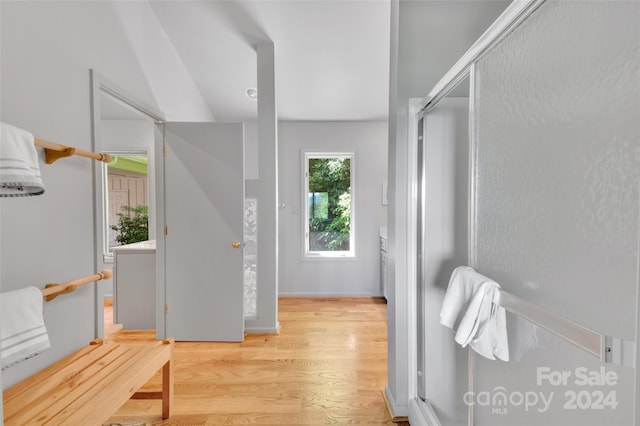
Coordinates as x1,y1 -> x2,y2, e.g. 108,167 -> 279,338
304,152 -> 354,257
102,151 -> 150,261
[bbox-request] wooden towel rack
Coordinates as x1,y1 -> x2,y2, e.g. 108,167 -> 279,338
34,138 -> 113,164
41,270 -> 112,302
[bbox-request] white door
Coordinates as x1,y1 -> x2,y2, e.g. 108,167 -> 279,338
159,122 -> 244,341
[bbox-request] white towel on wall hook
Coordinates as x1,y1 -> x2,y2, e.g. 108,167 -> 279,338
1,286 -> 51,369
0,122 -> 45,197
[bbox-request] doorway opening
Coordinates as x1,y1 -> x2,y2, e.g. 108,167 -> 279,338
90,71 -> 165,339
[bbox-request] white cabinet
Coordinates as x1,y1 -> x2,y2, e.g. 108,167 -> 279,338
380,229 -> 388,300
112,240 -> 156,330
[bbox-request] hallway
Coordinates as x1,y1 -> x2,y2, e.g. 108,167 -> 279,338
105,297 -> 404,425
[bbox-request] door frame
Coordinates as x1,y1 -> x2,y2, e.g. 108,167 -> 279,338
90,70 -> 165,339
154,123 -> 166,339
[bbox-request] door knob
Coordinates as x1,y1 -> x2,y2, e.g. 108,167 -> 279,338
232,241 -> 242,249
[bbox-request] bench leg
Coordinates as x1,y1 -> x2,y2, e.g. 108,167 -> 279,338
162,357 -> 173,419
161,338 -> 175,419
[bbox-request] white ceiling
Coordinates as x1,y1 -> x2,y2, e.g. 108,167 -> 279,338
148,0 -> 391,122
101,0 -> 510,124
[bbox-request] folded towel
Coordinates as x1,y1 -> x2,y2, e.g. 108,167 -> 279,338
1,287 -> 51,370
440,266 -> 484,330
440,266 -> 509,361
0,122 -> 45,197
455,281 -> 509,361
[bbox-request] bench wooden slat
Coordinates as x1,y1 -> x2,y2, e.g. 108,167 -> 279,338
40,344 -> 156,425
3,340 -> 122,419
3,338 -> 173,426
6,344 -> 146,425
52,341 -> 171,425
2,339 -> 104,403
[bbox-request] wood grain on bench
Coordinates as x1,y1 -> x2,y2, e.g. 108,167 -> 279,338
3,338 -> 173,426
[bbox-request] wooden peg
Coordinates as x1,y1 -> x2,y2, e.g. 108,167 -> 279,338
98,153 -> 114,163
44,283 -> 75,302
97,270 -> 113,280
44,146 -> 76,164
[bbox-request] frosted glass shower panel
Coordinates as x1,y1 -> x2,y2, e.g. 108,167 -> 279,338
471,2 -> 639,425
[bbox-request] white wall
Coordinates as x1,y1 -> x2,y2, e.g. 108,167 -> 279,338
0,1 -> 210,389
246,42 -> 280,333
244,121 -> 259,182
278,121 -> 388,296
102,120 -> 155,150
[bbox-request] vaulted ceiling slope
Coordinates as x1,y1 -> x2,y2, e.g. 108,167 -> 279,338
148,0 -> 392,122
108,0 -> 217,122
104,1 -> 509,123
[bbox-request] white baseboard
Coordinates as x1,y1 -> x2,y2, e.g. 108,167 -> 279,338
279,292 -> 383,297
384,386 -> 408,419
244,321 -> 281,334
409,398 -> 443,426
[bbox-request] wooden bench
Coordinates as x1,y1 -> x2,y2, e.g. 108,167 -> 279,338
3,338 -> 174,425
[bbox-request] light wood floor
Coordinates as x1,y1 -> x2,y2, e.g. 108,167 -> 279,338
104,297 -> 408,425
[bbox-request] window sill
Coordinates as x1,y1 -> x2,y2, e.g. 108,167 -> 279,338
303,253 -> 357,262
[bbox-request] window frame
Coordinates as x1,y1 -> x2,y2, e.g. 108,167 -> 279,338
303,151 -> 355,259
101,149 -> 151,263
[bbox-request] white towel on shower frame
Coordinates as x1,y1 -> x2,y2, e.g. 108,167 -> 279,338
440,266 -> 484,330
440,266 -> 509,361
454,280 -> 509,361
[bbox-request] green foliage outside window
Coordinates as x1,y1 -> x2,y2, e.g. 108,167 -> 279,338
111,205 -> 149,246
308,157 -> 351,251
